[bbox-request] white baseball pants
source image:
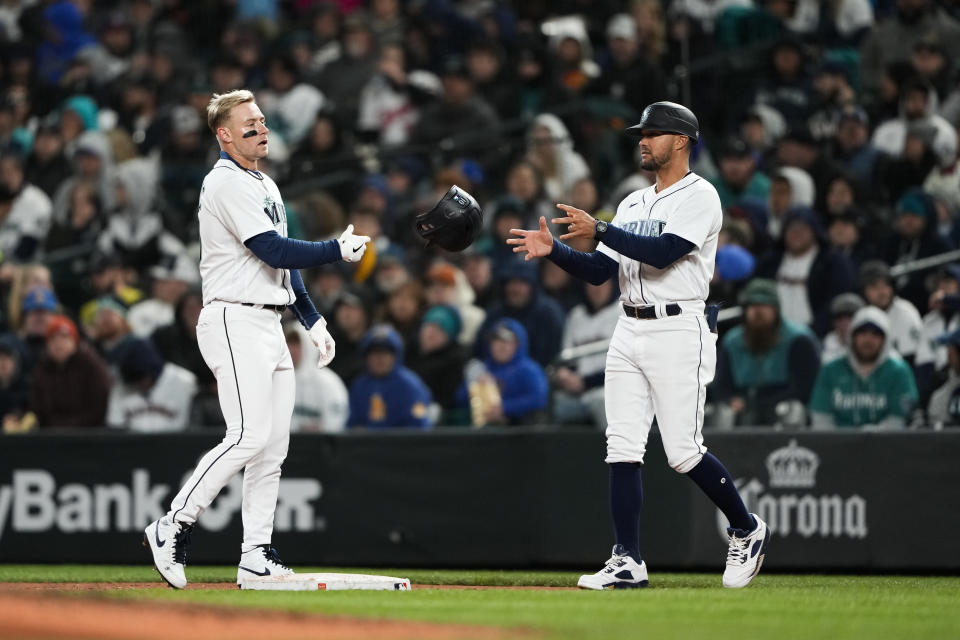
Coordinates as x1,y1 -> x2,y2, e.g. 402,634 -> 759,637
604,312 -> 716,473
167,304 -> 295,548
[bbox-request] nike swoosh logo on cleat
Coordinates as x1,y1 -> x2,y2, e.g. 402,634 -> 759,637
239,566 -> 271,577
155,525 -> 165,548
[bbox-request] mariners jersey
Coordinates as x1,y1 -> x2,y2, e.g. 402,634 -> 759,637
197,156 -> 295,306
598,171 -> 721,310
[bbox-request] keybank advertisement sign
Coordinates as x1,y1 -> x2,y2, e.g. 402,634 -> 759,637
0,469 -> 323,543
716,439 -> 867,541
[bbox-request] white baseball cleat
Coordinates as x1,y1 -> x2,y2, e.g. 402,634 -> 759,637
577,544 -> 649,590
142,516 -> 192,589
237,544 -> 295,586
722,513 -> 771,588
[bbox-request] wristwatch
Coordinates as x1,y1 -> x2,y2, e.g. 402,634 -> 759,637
594,220 -> 608,240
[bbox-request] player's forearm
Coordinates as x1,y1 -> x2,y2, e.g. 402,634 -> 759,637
289,269 -> 322,329
599,227 -> 695,269
245,230 -> 342,269
546,238 -> 618,285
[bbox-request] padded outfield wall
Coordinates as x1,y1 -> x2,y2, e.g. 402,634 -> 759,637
0,430 -> 955,571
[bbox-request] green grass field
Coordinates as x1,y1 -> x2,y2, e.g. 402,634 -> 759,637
2,565 -> 958,640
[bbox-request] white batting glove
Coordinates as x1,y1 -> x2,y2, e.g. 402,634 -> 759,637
337,224 -> 371,263
308,317 -> 336,368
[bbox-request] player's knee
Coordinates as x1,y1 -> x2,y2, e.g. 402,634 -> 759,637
238,430 -> 271,453
668,451 -> 703,474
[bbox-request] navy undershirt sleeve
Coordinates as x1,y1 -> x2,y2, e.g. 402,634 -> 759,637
599,227 -> 695,269
244,230 -> 342,269
546,239 -> 619,285
289,269 -> 322,330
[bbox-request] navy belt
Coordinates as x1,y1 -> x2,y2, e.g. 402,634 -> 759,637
622,303 -> 681,319
241,303 -> 286,312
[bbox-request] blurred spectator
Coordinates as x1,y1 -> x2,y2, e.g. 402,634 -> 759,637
590,13 -> 666,115
828,105 -> 881,187
407,305 -> 468,421
916,265 -> 960,373
379,279 -> 425,349
541,259 -> 583,311
752,38 -> 815,128
106,338 -> 197,432
78,254 -> 142,329
29,315 -> 111,428
348,324 -> 433,429
739,104 -> 786,165
51,130 -> 113,226
552,279 -> 620,428
317,10 -> 379,124
475,260 -> 566,367
822,293 -> 866,362
25,125 -> 71,198
826,207 -> 879,269
775,126 -> 845,199
90,296 -> 135,364
711,137 -> 770,209
456,319 -> 548,426
462,249 -> 495,309
128,252 -> 199,338
45,181 -> 103,309
859,260 -> 924,365
17,286 -> 59,375
259,53 -> 326,149
807,62 -> 858,142
36,1 -> 97,85
882,189 -> 952,313
859,0 -> 960,94
524,113 -> 590,203
713,279 -> 821,427
876,122 -> 941,201
0,335 -> 28,429
809,305 -> 918,429
412,56 -> 500,158
0,151 -> 53,263
98,158 -> 172,272
466,38 -> 518,120
328,291 -> 372,385
424,262 -> 484,347
927,326 -> 960,426
284,325 -> 348,433
503,160 -> 554,226
872,79 -> 957,171
357,42 -> 434,147
756,166 -> 815,248
756,207 -> 856,336
544,18 -> 600,103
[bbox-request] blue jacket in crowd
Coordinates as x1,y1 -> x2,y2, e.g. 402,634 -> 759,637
348,326 -> 433,429
458,318 -> 549,424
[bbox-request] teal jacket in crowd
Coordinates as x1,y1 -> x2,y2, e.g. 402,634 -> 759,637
809,307 -> 917,428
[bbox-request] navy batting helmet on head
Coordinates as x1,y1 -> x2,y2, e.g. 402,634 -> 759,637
415,185 -> 483,252
626,101 -> 700,143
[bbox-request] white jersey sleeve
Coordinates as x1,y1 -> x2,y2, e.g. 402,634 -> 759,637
662,187 -> 723,249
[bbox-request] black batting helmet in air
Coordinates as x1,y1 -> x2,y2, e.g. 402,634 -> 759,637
626,101 -> 700,143
415,185 -> 484,252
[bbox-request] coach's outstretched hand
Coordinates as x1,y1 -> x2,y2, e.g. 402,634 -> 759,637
337,224 -> 371,263
507,216 -> 554,261
308,317 -> 336,368
553,204 -> 597,241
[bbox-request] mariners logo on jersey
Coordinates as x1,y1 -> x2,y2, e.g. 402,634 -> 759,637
263,196 -> 285,227
620,219 -> 667,237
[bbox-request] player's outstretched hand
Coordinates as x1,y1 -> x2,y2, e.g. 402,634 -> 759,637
553,203 -> 597,241
337,224 -> 371,263
308,317 -> 337,368
507,216 -> 554,261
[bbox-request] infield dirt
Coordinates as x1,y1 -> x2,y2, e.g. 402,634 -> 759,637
0,583 -> 544,640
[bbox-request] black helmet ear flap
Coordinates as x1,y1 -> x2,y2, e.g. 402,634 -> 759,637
415,185 -> 484,252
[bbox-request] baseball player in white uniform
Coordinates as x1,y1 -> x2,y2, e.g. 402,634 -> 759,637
509,102 -> 771,589
143,90 -> 370,589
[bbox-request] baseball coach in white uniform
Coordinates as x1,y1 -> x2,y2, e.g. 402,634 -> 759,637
509,102 -> 771,590
144,90 -> 370,589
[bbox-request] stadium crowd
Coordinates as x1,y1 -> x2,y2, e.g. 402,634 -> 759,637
1,0 -> 960,432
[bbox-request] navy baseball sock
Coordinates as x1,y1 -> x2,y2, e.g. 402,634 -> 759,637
686,452 -> 755,532
609,462 -> 643,563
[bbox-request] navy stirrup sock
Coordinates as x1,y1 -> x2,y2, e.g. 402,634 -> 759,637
686,452 -> 754,531
609,462 -> 643,563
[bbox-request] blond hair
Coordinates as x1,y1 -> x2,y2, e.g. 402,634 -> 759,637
206,89 -> 255,133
